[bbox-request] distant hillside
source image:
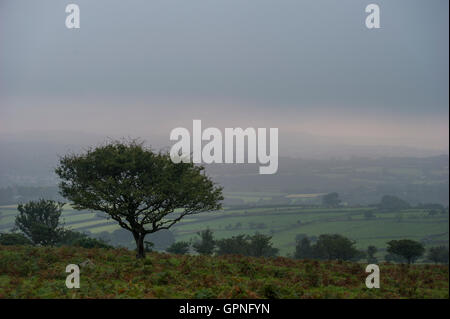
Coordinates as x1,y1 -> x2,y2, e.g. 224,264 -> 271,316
0,245 -> 448,299
0,131 -> 448,206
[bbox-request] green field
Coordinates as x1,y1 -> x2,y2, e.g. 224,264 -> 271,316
1,193 -> 448,258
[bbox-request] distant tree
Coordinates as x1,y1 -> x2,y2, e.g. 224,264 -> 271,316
427,246 -> 449,264
58,229 -> 88,245
0,232 -> 32,246
417,203 -> 445,213
34,228 -> 112,249
14,199 -> 65,246
166,241 -> 191,255
192,229 -> 216,255
55,140 -> 223,258
322,193 -> 341,208
379,195 -> 410,211
248,233 -> 278,257
313,234 -> 361,261
216,234 -> 249,256
386,239 -> 425,264
367,245 -> 378,264
364,211 -> 376,220
73,236 -> 112,249
215,233 -> 278,257
295,233 -> 308,242
294,237 -> 314,260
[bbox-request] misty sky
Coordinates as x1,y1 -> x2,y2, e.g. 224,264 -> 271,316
0,0 -> 448,152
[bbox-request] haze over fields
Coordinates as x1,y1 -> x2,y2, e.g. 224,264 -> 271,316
0,0 -> 448,206
0,1 -> 448,262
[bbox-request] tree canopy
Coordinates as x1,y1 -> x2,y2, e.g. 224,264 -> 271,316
55,140 -> 223,258
192,229 -> 216,255
294,234 -> 362,261
215,233 -> 278,257
427,246 -> 449,264
322,192 -> 341,208
379,195 -> 410,211
14,199 -> 65,246
386,239 -> 425,264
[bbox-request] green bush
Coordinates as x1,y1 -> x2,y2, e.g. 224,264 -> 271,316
0,233 -> 32,246
166,241 -> 190,255
73,237 -> 112,249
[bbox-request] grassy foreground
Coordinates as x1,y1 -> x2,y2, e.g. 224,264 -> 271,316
0,245 -> 448,299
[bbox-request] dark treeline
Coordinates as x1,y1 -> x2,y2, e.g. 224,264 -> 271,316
169,229 -> 279,258
163,229 -> 449,265
1,196 -> 449,264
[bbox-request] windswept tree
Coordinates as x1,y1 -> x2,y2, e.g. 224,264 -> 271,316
14,199 -> 65,246
55,140 -> 223,258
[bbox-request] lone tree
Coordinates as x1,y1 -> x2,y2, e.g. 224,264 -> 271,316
367,245 -> 378,264
313,234 -> 362,261
386,239 -> 425,264
322,192 -> 341,208
294,237 -> 314,260
14,199 -> 65,246
192,229 -> 216,255
427,246 -> 449,264
379,195 -> 410,212
248,233 -> 278,257
55,140 -> 223,258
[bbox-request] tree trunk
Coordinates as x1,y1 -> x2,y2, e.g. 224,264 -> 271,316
134,233 -> 145,259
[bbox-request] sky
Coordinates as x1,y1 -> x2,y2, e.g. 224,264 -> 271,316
0,0 -> 448,152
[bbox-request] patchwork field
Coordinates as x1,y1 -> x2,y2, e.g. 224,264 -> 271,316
1,192 -> 448,258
